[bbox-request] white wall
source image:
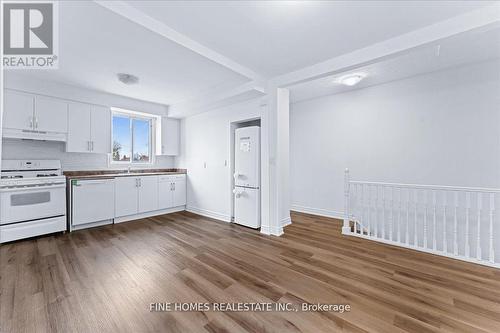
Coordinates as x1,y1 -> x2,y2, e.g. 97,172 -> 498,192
176,98 -> 264,221
2,73 -> 174,170
290,60 -> 500,218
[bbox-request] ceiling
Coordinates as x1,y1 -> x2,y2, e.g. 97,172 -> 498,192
4,1 -> 497,117
289,26 -> 500,103
127,0 -> 494,77
6,1 -> 249,106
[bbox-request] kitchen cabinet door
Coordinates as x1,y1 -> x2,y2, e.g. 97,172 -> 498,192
172,176 -> 186,207
3,90 -> 34,131
160,117 -> 180,156
67,102 -> 91,153
138,176 -> 158,213
158,176 -> 174,209
115,177 -> 138,218
35,96 -> 68,133
90,106 -> 111,154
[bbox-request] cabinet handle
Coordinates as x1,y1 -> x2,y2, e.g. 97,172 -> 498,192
34,117 -> 38,129
29,117 -> 33,129
91,141 -> 94,151
173,182 -> 176,191
139,178 -> 142,187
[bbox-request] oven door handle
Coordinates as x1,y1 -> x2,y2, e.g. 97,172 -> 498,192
0,183 -> 66,192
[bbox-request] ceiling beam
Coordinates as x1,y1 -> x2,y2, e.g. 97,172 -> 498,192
94,0 -> 262,81
168,80 -> 266,118
271,4 -> 500,87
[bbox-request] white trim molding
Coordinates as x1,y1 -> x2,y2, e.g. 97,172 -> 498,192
281,217 -> 292,227
186,206 -> 231,222
260,224 -> 283,237
291,205 -> 344,220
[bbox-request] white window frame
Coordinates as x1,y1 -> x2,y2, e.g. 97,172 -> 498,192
110,107 -> 157,166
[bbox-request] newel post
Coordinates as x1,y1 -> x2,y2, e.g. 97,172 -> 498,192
343,168 -> 351,234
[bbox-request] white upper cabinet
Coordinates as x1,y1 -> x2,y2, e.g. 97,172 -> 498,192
160,117 -> 180,156
90,105 -> 111,154
3,89 -> 68,141
35,96 -> 68,133
67,103 -> 110,153
3,90 -> 35,131
67,102 -> 92,152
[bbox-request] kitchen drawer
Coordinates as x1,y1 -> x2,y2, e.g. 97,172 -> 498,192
0,216 -> 66,243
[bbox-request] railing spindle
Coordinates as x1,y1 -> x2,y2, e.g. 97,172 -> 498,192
424,190 -> 428,249
382,186 -> 386,240
465,192 -> 470,258
414,189 -> 418,247
443,192 -> 447,254
406,189 -> 410,246
432,190 -> 437,251
398,187 -> 402,243
375,185 -> 379,238
390,187 -> 394,241
477,193 -> 482,260
454,191 -> 458,256
489,193 -> 495,263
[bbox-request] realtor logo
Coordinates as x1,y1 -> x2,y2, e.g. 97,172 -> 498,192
2,1 -> 58,68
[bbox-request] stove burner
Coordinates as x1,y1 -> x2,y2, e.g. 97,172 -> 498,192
1,175 -> 23,179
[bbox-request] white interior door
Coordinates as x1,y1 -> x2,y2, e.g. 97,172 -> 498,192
35,96 -> 68,133
67,102 -> 91,153
91,106 -> 111,154
3,90 -> 34,130
158,176 -> 174,209
115,177 -> 138,218
138,176 -> 158,213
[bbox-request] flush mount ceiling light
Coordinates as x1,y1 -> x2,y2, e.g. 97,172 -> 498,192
117,73 -> 139,85
337,73 -> 366,86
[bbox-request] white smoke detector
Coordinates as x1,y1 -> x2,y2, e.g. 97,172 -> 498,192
117,73 -> 139,85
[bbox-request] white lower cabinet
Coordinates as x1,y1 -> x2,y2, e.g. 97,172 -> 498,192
158,174 -> 186,209
138,176 -> 159,213
115,177 -> 139,218
115,176 -> 161,220
72,174 -> 186,229
172,175 -> 187,207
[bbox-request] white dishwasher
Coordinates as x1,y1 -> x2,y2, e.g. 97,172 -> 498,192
71,178 -> 115,230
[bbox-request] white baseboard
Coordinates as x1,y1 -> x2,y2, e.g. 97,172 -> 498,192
260,224 -> 283,237
290,205 -> 344,220
186,206 -> 231,222
281,217 -> 292,227
114,206 -> 185,224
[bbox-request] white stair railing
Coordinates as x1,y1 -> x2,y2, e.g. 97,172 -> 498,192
342,169 -> 500,268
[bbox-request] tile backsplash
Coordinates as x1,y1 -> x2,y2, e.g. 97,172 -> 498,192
2,139 -> 175,171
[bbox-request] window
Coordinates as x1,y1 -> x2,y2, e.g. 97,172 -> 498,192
112,110 -> 153,164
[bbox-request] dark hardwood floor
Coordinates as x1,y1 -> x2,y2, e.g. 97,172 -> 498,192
1,211 -> 500,333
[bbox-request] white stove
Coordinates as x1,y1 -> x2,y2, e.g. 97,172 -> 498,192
0,160 -> 67,243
